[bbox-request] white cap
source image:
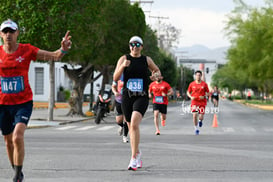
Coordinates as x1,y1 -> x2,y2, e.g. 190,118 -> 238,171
0,19 -> 18,31
129,36 -> 143,45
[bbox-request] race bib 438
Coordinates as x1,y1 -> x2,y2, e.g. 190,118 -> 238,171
1,76 -> 24,94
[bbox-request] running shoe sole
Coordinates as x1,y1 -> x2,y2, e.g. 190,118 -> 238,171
128,166 -> 137,171
195,130 -> 199,135
128,158 -> 137,171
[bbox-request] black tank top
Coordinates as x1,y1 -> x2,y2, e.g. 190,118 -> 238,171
123,54 -> 149,95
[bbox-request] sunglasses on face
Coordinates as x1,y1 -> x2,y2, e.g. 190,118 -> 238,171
130,42 -> 142,48
2,28 -> 16,34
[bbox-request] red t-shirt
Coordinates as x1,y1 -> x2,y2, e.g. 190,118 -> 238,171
115,79 -> 124,103
149,81 -> 172,105
187,81 -> 209,105
0,43 -> 39,105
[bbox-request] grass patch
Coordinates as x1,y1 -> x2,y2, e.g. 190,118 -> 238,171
243,99 -> 273,105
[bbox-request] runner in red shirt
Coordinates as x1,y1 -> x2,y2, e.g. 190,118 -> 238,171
149,72 -> 173,135
112,74 -> 129,143
187,70 -> 209,135
0,19 -> 72,182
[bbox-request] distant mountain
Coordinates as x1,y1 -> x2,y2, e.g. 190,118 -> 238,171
174,45 -> 229,64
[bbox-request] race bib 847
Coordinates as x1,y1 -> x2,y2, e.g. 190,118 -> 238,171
1,76 -> 24,94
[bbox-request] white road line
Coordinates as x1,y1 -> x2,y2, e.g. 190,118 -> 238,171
222,127 -> 235,132
75,126 -> 96,131
96,126 -> 115,131
242,127 -> 256,132
56,126 -> 78,130
264,128 -> 273,132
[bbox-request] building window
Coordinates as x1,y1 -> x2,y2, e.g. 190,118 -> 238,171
35,67 -> 44,95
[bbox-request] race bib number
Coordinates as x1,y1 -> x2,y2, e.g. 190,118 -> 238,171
126,78 -> 143,92
155,96 -> 163,103
1,76 -> 24,94
213,92 -> 218,96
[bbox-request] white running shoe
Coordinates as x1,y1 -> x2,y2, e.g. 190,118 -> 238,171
123,136 -> 129,143
118,126 -> 123,136
136,150 -> 142,168
128,158 -> 137,171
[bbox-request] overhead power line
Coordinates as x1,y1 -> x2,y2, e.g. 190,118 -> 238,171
130,1 -> 154,3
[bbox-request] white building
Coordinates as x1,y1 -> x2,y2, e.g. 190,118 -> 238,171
29,62 -> 102,102
177,58 -> 218,88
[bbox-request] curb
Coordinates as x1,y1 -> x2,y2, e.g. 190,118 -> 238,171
27,117 -> 94,129
233,100 -> 273,111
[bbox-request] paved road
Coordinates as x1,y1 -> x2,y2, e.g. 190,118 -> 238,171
1,100 -> 273,182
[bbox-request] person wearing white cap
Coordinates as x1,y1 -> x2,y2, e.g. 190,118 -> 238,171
0,19 -> 72,182
113,35 -> 161,171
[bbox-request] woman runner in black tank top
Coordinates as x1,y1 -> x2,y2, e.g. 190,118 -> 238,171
123,54 -> 149,98
112,36 -> 161,171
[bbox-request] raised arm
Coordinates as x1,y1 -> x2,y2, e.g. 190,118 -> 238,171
147,56 -> 161,81
36,31 -> 72,61
113,55 -> 129,82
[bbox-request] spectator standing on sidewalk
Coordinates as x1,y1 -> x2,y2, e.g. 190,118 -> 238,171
0,19 -> 72,182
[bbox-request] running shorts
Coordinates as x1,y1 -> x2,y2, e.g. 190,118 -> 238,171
115,100 -> 123,116
121,95 -> 149,123
0,101 -> 33,135
191,104 -> 206,114
153,103 -> 167,114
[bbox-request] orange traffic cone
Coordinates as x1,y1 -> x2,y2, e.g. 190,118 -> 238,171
212,114 -> 218,127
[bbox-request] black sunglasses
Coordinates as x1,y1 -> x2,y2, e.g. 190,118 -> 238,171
2,28 -> 16,34
130,42 -> 142,48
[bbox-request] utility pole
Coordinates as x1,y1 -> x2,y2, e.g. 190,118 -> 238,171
130,1 -> 154,4
130,0 -> 154,13
149,15 -> 169,49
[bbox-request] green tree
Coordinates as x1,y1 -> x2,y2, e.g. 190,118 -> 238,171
143,26 -> 162,65
93,1 -> 146,93
223,0 -> 273,96
0,0 -> 147,116
157,52 -> 177,87
143,26 -> 178,87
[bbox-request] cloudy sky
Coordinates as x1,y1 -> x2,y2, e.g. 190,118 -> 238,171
139,0 -> 266,49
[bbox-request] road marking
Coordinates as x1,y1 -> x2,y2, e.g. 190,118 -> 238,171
145,143 -> 273,159
264,128 -> 273,132
56,126 -> 78,130
96,126 -> 115,131
222,127 -> 235,132
242,127 -> 256,132
75,126 -> 96,131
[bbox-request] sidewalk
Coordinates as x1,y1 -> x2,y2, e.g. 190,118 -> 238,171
28,104 -> 93,129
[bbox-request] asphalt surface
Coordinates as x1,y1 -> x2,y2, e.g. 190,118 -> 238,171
1,99 -> 273,182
